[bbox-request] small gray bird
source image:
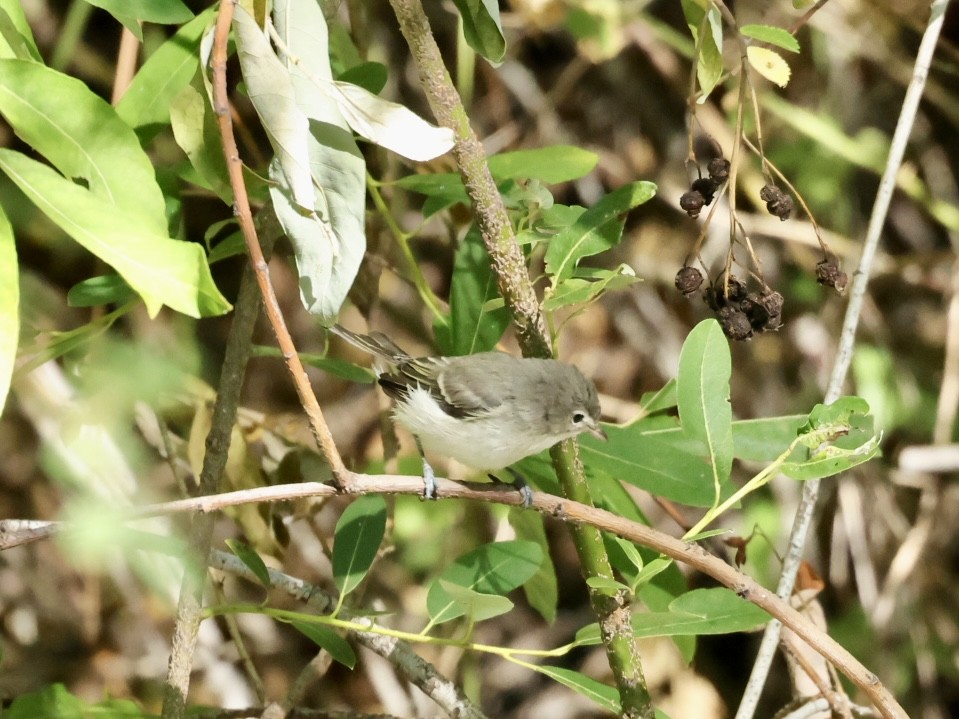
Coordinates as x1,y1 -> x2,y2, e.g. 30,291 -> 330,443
330,325 -> 606,500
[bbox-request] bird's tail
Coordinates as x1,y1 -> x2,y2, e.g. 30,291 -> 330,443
328,324 -> 411,365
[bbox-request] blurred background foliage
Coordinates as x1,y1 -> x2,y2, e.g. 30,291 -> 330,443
2,0 -> 959,717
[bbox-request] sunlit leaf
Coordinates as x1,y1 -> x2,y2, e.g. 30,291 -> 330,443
748,46 -> 791,87
293,622 -> 357,668
740,24 -> 800,53
0,203 -> 16,415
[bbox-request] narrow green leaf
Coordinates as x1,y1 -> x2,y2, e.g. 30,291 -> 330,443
732,415 -> 807,462
332,495 -> 387,597
337,61 -> 388,94
740,24 -> 800,53
544,265 -> 639,311
451,0 -> 507,64
682,0 -> 724,100
488,145 -> 598,184
586,576 -> 630,596
436,224 -> 509,355
66,275 -> 136,308
0,0 -> 41,60
82,0 -> 193,40
116,7 -> 214,140
631,588 -> 769,636
426,540 -> 542,625
226,539 -> 272,588
509,508 -> 558,624
170,79 -> 233,203
0,149 -> 230,319
534,666 -> 620,714
437,580 -> 514,622
0,59 -> 168,235
0,203 -> 16,415
545,181 -> 656,283
782,401 -> 879,480
677,320 -> 733,499
293,621 -> 357,668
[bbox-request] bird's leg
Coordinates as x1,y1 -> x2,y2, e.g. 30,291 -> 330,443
490,468 -> 533,508
414,436 -> 437,500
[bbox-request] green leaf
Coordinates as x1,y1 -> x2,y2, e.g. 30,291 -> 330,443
586,575 -> 630,596
0,0 -> 41,61
732,415 -> 807,462
677,320 -> 733,500
116,7 -> 214,140
488,145 -> 598,184
226,538 -> 272,588
580,422 -> 717,506
740,24 -> 800,53
293,621 -> 357,669
451,0 -> 507,64
0,59 -> 168,235
436,224 -> 509,355
782,399 -> 880,480
0,203 -> 16,415
682,0 -> 724,101
631,588 -> 769,636
337,61 -> 388,94
437,579 -> 515,622
66,275 -> 136,308
170,79 -> 233,203
82,0 -> 193,41
543,265 -> 639,311
534,666 -> 620,714
545,181 -> 656,283
332,495 -> 387,597
426,540 -> 542,625
0,149 -> 230,319
509,508 -> 558,624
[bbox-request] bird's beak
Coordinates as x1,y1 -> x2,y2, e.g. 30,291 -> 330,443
587,422 -> 608,441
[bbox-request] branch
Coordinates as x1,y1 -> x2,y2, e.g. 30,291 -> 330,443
735,1 -> 951,715
0,475 -> 908,719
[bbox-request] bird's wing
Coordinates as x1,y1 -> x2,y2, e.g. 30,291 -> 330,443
433,353 -> 520,418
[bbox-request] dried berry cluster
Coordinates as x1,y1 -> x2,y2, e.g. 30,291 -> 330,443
680,158 -> 731,219
675,268 -> 783,341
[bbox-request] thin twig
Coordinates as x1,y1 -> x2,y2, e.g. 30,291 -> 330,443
0,475 -> 909,718
209,0 -> 349,485
735,1 -> 951,716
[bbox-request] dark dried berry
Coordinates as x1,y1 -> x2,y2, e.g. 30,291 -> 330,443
675,266 -> 704,296
680,190 -> 705,218
718,306 -> 753,341
742,290 -> 784,332
719,273 -> 748,303
703,285 -> 721,311
816,260 -> 848,293
759,184 -> 793,221
707,157 -> 730,184
691,177 -> 717,205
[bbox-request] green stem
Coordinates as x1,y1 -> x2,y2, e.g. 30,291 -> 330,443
366,174 -> 446,320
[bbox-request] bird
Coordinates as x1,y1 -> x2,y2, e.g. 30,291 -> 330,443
329,324 -> 607,501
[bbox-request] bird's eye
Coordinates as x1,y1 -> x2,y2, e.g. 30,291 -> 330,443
572,411 -> 586,424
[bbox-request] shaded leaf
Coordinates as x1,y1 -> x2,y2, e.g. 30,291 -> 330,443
66,275 -> 136,308
332,495 -> 387,597
226,538 -> 272,588
682,0 -> 724,100
170,79 -> 233,202
83,0 -> 193,40
451,0 -> 506,64
509,508 -> 558,624
337,61 -> 388,94
435,224 -> 508,355
437,580 -> 514,622
426,540 -> 542,625
534,666 -> 620,714
293,621 -> 357,668
116,8 -> 214,140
